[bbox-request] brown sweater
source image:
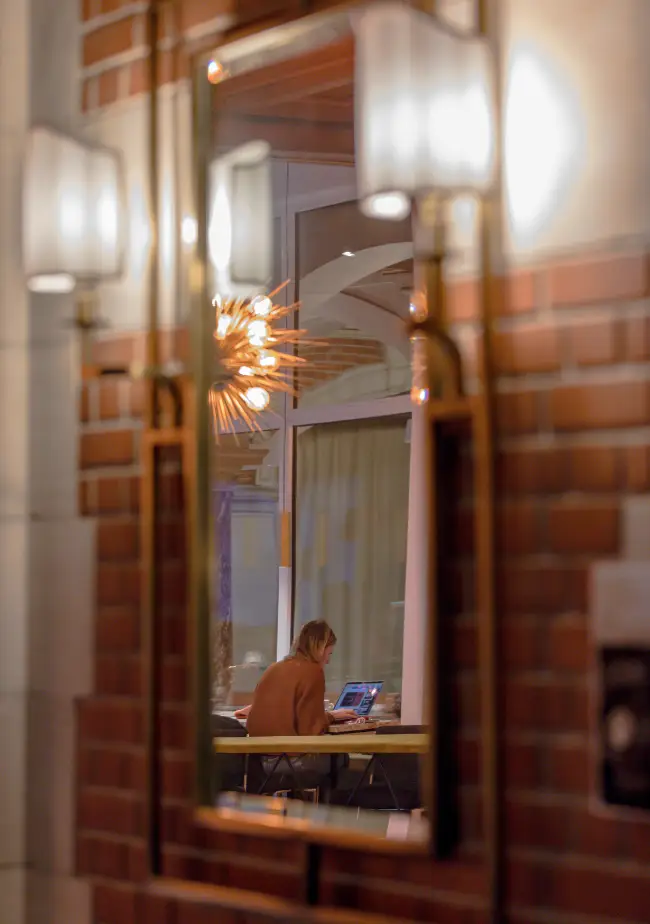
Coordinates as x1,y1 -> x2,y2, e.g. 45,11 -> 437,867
246,655 -> 334,737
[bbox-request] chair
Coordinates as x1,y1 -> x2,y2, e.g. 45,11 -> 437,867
330,724 -> 425,812
246,753 -> 325,802
211,714 -> 247,795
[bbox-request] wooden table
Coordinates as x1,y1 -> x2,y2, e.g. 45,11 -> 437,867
214,733 -> 427,809
213,733 -> 427,755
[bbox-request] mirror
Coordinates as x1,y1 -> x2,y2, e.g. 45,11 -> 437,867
192,7 -> 478,849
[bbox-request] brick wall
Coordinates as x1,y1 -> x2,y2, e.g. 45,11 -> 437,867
76,3 -> 650,922
75,247 -> 650,923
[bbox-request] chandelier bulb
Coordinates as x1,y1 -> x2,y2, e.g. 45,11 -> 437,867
244,386 -> 270,411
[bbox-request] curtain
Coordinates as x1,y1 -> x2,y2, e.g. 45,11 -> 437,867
294,417 -> 409,692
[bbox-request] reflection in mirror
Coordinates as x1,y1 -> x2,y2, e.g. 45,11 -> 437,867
205,14 -> 436,845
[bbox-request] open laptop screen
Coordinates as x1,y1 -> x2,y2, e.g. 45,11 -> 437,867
333,681 -> 384,716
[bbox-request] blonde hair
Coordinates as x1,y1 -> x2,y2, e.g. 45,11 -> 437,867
292,620 -> 337,663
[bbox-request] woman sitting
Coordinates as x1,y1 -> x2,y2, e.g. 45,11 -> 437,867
242,620 -> 356,797
245,619 -> 356,735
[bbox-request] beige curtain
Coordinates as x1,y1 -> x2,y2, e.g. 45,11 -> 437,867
294,417 -> 409,692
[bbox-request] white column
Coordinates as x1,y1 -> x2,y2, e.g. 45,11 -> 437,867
0,2 -> 93,922
26,2 -> 93,923
401,403 -> 432,725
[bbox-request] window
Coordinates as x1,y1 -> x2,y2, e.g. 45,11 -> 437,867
210,176 -> 414,708
294,417 -> 409,695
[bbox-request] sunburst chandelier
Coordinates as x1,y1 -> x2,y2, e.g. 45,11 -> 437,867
209,284 -> 308,435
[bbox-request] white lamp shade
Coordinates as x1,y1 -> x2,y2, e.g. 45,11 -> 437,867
209,141 -> 272,297
23,127 -> 125,292
354,2 -> 495,219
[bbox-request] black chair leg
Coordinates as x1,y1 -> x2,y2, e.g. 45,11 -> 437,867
345,755 -> 375,806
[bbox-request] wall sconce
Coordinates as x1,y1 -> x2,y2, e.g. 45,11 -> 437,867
23,127 -> 126,294
355,2 -> 495,223
354,2 -> 495,403
208,140 -> 273,298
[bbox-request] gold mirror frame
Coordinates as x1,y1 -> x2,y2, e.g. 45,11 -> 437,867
182,2 -> 502,907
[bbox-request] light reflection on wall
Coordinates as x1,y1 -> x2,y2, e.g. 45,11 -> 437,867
129,182 -> 152,284
505,42 -> 585,249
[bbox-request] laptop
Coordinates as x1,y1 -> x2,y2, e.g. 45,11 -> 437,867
332,681 -> 384,717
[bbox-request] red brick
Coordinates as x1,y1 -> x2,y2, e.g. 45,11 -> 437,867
96,654 -> 141,696
497,448 -> 566,496
159,473 -> 184,511
129,475 -> 141,512
493,325 -> 559,375
162,756 -> 192,800
161,659 -> 187,703
500,618 -> 544,670
98,67 -> 120,109
160,706 -> 191,751
625,314 -> 650,361
180,0 -> 232,30
95,606 -> 141,653
92,334 -> 137,369
567,445 -> 620,491
80,384 -> 90,422
451,622 -> 477,669
160,613 -> 187,657
158,520 -> 185,559
567,319 -> 623,366
550,381 -> 650,431
83,16 -> 145,68
548,740 -> 590,793
78,746 -> 145,791
101,0 -> 126,13
503,679 -> 588,733
130,379 -> 146,417
550,253 -> 648,307
97,521 -> 139,561
97,563 -> 141,607
79,480 -> 91,516
78,790 -> 144,837
547,501 -> 619,555
77,833 -> 129,879
93,883 -> 138,924
548,617 -> 590,672
80,429 -> 135,468
78,699 -> 143,745
97,476 -> 131,513
495,390 -> 541,435
496,501 -> 541,555
156,563 -> 186,607
503,740 -> 541,790
126,841 -> 148,882
505,798 -> 575,851
81,0 -> 94,20
625,444 -> 650,491
78,746 -> 125,789
497,562 -> 588,616
448,271 -> 537,322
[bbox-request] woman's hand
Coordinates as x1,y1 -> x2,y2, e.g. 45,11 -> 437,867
330,709 -> 360,723
234,704 -> 251,719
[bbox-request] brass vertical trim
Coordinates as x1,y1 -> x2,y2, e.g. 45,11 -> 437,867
189,58 -> 214,808
146,0 -> 161,428
280,510 -> 292,568
142,436 -> 160,876
476,0 -> 503,920
143,0 -> 162,878
412,206 -> 442,857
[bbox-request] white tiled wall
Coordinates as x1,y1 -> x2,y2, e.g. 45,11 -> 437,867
0,1 -> 92,923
